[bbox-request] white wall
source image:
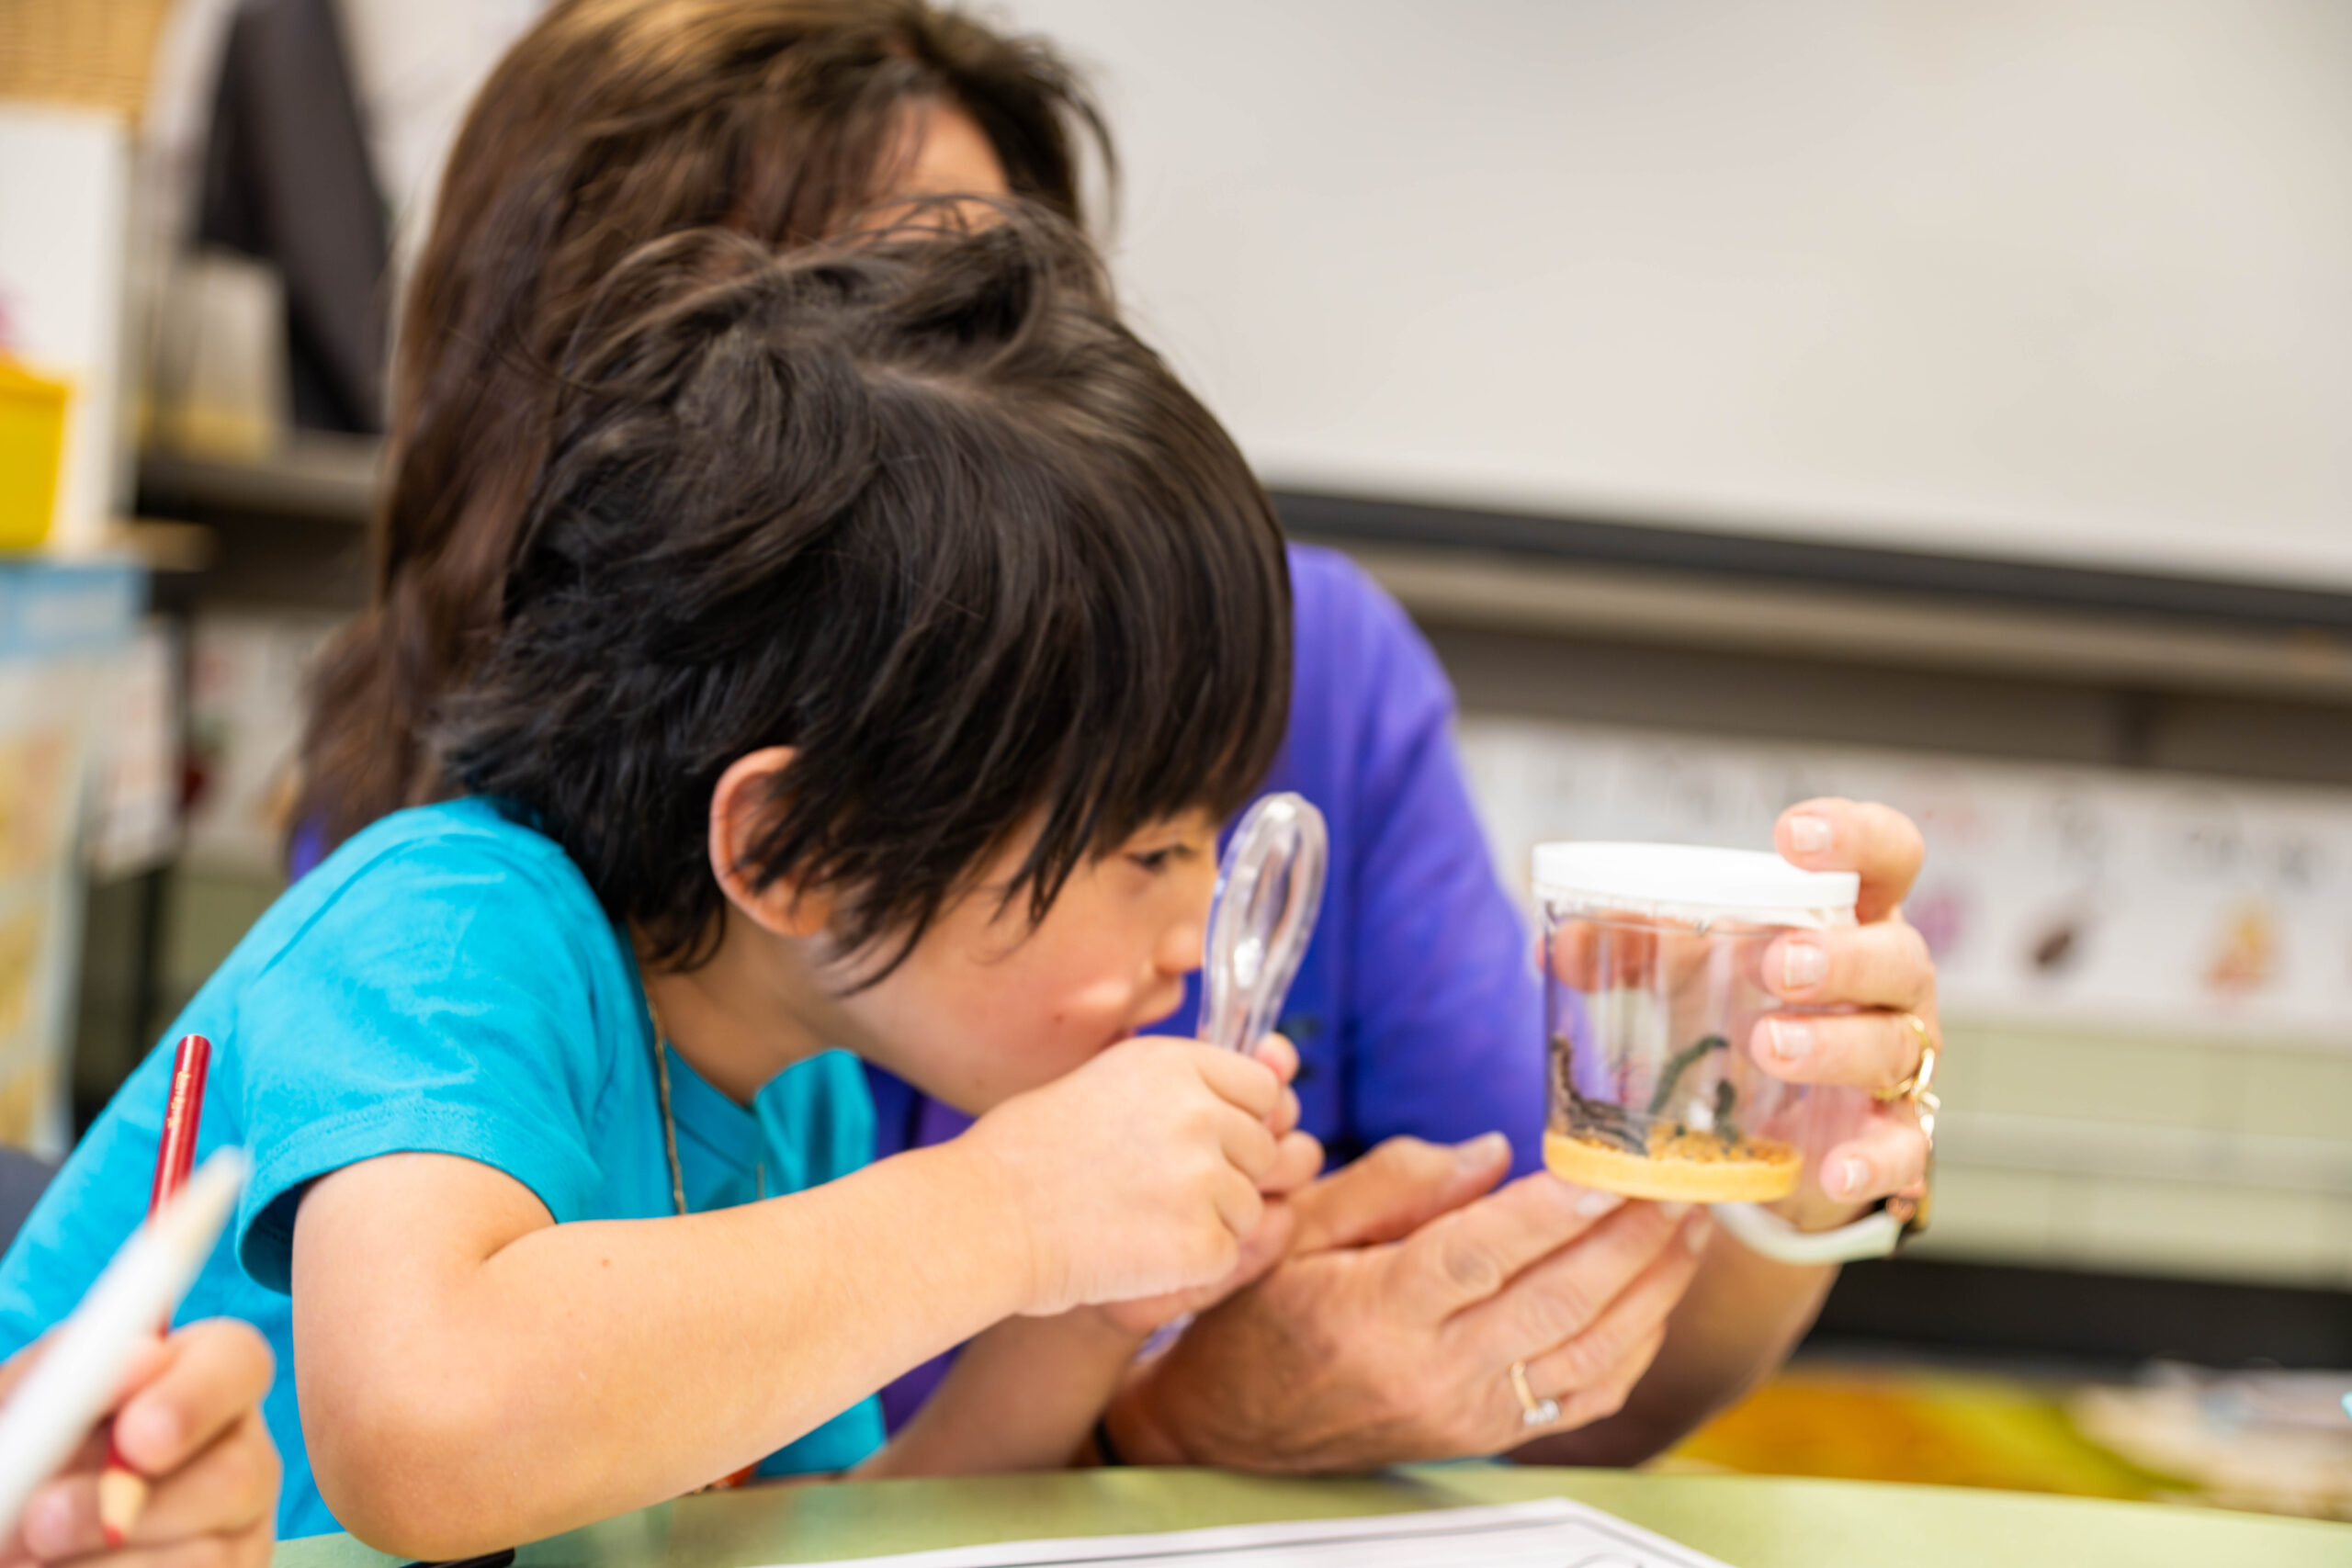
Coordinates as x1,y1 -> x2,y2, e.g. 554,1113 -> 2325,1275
1003,0 -> 2352,589
0,106 -> 130,551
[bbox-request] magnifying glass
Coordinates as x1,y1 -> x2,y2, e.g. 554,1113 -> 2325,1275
1200,792 -> 1328,1053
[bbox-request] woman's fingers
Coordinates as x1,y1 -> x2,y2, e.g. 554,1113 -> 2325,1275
1749,1007 -> 1939,1089
119,1411 -> 279,1551
1286,1134 -> 1512,1255
1512,1209 -> 1703,1402
10,1349 -> 278,1562
15,1416 -> 279,1563
1776,799 -> 1925,923
1520,1322 -> 1670,1442
3,1323 -> 277,1568
1394,1174 -> 1628,1321
1763,919 -> 1933,1013
1814,1108 -> 1933,1203
112,1323 -> 275,1479
1446,1199 -> 1687,1368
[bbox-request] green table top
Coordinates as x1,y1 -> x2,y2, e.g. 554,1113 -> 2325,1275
275,1465 -> 2352,1568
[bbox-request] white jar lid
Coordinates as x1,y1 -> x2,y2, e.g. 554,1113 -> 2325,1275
1532,841 -> 1859,930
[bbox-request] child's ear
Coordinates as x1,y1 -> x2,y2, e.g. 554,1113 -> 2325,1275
708,748 -> 833,940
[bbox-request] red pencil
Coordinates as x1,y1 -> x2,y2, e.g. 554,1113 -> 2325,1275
98,1033 -> 212,1548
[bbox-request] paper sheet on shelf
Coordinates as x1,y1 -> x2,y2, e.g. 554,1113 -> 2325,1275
795,1499 -> 1731,1568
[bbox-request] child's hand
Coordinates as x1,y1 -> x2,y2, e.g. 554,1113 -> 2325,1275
1097,1035 -> 1323,1336
963,1035 -> 1317,1318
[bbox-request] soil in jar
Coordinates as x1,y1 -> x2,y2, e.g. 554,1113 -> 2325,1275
1545,1032 -> 1803,1202
1543,1122 -> 1801,1201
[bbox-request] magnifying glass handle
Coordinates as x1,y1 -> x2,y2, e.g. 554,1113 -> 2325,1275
1201,793 -> 1329,1053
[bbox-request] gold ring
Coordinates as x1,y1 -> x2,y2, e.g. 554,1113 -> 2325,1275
1875,1014 -> 1936,1100
1508,1359 -> 1560,1428
1873,1014 -> 1939,1146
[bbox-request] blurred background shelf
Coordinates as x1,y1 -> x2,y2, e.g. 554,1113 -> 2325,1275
137,433 -> 379,529
129,439 -> 2352,724
1331,536 -> 2352,708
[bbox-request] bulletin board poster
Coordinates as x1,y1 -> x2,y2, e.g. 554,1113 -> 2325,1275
0,561 -> 141,1153
1458,716 -> 2352,1049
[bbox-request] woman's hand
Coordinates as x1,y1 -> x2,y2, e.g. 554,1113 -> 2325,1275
1749,799 -> 1939,1223
2,1319 -> 279,1568
1102,1135 -> 1706,1470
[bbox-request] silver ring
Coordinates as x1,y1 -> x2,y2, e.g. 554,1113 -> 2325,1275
1508,1359 -> 1560,1427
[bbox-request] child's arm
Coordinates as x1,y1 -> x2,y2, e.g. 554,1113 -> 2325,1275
858,1182 -> 1315,1478
857,1307 -> 1148,1477
290,1040 -> 1292,1558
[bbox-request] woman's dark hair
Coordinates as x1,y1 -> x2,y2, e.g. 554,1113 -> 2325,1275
435,211 -> 1289,973
299,0 -> 1113,857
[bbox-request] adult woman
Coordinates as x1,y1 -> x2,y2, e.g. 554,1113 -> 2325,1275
296,0 -> 1941,1469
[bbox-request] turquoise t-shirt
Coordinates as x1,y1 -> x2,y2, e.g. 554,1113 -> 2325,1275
0,799 -> 884,1540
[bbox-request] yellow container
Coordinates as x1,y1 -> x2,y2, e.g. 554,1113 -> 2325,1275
0,359 -> 71,550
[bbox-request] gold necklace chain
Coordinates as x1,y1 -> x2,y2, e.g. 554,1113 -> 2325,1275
642,989 -> 767,1495
643,992 -> 765,1217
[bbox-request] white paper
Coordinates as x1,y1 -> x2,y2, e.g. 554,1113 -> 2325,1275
803,1499 -> 1730,1568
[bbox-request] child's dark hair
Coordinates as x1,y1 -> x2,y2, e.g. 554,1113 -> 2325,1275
434,209 -> 1290,973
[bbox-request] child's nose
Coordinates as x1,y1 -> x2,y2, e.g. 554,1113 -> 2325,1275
1155,877 -> 1213,975
1155,910 -> 1206,976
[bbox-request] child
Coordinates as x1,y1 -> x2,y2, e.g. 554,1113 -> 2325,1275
0,212 -> 1317,1551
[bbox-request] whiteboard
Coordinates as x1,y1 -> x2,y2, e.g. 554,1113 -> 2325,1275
1002,0 -> 2352,591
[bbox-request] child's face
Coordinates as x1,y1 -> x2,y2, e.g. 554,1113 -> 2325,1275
825,811 -> 1224,1113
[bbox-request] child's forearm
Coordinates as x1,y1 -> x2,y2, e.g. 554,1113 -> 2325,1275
855,1308 -> 1147,1478
292,1143 -> 1032,1557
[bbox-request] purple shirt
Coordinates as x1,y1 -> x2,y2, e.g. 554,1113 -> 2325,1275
864,542 -> 1545,1429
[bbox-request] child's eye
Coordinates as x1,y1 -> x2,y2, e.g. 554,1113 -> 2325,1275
1129,844 -> 1192,874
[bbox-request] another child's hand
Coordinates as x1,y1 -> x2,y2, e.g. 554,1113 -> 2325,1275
1099,1035 -> 1325,1336
1,1319 -> 279,1568
965,1035 -> 1319,1318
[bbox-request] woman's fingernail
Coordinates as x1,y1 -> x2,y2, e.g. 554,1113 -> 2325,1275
1836,1156 -> 1871,1198
1459,1132 -> 1510,1168
1782,941 -> 1827,990
1685,1212 -> 1713,1253
1767,1018 -> 1815,1066
1788,814 -> 1833,854
1658,1201 -> 1692,1221
1576,1187 -> 1624,1219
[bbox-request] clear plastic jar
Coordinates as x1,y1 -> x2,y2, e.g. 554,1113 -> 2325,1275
1538,842 -> 1859,1203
